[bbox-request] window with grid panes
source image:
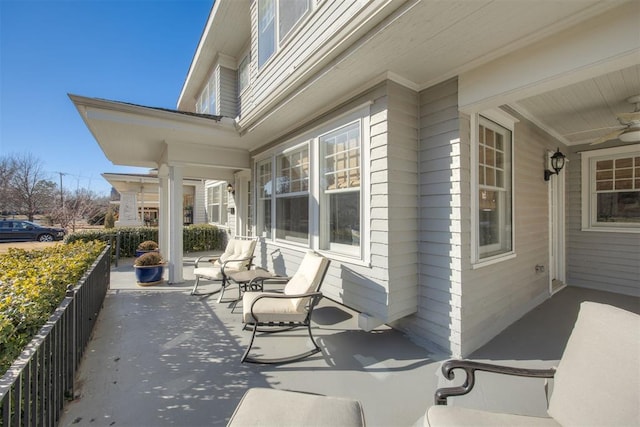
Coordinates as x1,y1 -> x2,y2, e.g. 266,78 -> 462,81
320,121 -> 361,254
206,183 -> 228,226
591,153 -> 640,226
477,117 -> 512,259
275,145 -> 309,243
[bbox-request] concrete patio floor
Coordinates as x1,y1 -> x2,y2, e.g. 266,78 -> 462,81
58,255 -> 639,426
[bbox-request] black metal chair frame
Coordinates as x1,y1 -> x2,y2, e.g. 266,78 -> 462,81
434,359 -> 557,405
241,265 -> 328,364
191,254 -> 255,302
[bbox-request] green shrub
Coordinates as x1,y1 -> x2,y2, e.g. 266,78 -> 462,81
0,240 -> 107,374
104,209 -> 115,229
65,224 -> 224,258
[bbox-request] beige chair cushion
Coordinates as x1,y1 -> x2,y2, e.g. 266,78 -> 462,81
547,301 -> 640,426
219,239 -> 256,271
284,251 -> 330,311
242,292 -> 308,324
227,388 -> 365,427
426,406 -> 560,427
193,266 -> 223,280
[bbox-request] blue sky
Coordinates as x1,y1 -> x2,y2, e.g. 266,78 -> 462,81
0,0 -> 212,196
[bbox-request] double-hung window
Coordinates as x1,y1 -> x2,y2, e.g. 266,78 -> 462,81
474,114 -> 514,263
275,144 -> 309,244
196,72 -> 216,115
258,0 -> 310,69
206,183 -> 229,226
319,122 -> 361,254
581,145 -> 640,232
255,110 -> 367,260
238,54 -> 249,94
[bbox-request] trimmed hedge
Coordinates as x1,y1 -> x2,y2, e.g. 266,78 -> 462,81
0,240 -> 107,374
66,224 -> 226,258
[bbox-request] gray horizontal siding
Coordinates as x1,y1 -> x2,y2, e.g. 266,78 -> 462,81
248,1 -> 362,109
458,108 -> 563,356
393,77 -> 462,356
566,147 -> 640,297
218,66 -> 238,118
386,81 -> 419,319
251,82 -> 417,323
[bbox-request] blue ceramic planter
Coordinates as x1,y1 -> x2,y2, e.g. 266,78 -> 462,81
134,264 -> 165,285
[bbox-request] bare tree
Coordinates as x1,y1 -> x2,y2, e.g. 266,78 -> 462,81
50,188 -> 108,232
0,156 -> 17,215
10,153 -> 56,220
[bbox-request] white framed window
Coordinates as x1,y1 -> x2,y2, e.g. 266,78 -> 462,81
206,182 -> 229,226
319,121 -> 361,255
581,145 -> 640,232
254,107 -> 368,260
275,144 -> 310,244
472,111 -> 515,266
257,0 -> 310,69
256,159 -> 273,239
238,54 -> 250,94
196,71 -> 216,115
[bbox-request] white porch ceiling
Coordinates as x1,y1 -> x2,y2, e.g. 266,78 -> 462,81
514,65 -> 640,146
70,95 -> 250,181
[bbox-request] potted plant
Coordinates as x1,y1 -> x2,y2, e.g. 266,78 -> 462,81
133,251 -> 166,285
136,240 -> 159,258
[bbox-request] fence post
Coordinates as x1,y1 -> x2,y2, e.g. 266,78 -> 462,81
115,231 -> 121,267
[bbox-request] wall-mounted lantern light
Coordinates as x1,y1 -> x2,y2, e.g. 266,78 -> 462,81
544,148 -> 566,181
226,183 -> 235,195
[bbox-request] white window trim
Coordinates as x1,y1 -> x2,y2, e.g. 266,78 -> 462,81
205,181 -> 229,228
257,0 -> 313,71
470,109 -> 518,268
580,144 -> 640,233
253,106 -> 371,265
238,53 -> 250,96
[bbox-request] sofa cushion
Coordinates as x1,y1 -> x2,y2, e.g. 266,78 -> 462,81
547,302 -> 640,426
242,292 -> 308,324
284,251 -> 329,311
227,388 -> 365,427
193,266 -> 223,280
426,406 -> 560,426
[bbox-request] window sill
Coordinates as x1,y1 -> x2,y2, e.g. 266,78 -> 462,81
472,252 -> 516,269
267,240 -> 370,268
581,226 -> 640,234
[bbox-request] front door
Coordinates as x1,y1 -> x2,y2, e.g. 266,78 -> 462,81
548,152 -> 567,295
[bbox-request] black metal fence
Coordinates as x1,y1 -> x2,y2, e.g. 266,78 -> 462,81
0,246 -> 111,426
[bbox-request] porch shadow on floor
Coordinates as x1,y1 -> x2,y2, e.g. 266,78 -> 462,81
59,258 -> 639,426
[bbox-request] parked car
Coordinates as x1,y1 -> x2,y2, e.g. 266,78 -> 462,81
0,220 -> 66,242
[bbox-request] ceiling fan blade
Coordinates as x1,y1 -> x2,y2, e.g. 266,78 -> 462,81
591,129 -> 624,145
617,111 -> 640,123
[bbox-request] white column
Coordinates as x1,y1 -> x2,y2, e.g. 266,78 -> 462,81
115,192 -> 142,227
158,167 -> 170,260
168,165 -> 184,283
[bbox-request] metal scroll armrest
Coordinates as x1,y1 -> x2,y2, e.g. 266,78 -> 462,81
434,359 -> 556,405
220,255 -> 255,276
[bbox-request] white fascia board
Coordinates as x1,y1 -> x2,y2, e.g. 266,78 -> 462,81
458,2 -> 640,114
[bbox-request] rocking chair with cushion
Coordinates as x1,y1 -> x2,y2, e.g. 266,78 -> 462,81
191,235 -> 258,302
241,251 -> 330,364
427,301 -> 640,426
